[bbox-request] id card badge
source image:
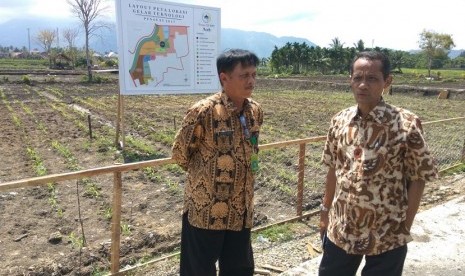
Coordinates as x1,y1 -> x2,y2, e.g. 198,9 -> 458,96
250,135 -> 259,173
251,153 -> 259,173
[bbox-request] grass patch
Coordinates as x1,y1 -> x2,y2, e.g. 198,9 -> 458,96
253,223 -> 294,243
441,163 -> 465,175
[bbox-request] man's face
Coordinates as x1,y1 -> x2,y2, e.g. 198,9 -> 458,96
221,63 -> 257,100
350,58 -> 391,112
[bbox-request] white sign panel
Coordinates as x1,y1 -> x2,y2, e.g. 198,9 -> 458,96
115,0 -> 221,95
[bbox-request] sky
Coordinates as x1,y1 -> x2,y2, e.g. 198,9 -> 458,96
1,0 -> 464,51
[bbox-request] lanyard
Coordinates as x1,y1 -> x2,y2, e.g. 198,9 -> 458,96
239,112 -> 259,172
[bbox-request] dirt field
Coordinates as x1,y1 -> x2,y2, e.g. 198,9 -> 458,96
0,73 -> 464,275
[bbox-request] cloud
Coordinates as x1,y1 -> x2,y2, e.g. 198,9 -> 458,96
184,0 -> 465,50
3,0 -> 464,50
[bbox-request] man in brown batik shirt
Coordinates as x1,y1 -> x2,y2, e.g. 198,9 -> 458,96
172,49 -> 263,276
319,51 -> 437,276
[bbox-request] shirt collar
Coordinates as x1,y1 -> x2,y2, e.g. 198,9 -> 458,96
351,97 -> 387,124
220,91 -> 252,115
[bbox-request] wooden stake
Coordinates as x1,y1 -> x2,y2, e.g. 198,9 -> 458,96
115,93 -> 122,147
297,143 -> 306,216
87,114 -> 92,139
110,171 -> 123,274
121,95 -> 125,150
461,138 -> 465,163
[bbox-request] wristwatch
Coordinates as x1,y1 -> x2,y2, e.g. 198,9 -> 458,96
320,204 -> 330,212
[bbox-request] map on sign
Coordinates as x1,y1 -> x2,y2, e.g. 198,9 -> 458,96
128,25 -> 189,87
116,0 -> 221,95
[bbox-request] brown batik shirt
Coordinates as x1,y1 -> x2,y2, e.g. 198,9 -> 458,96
172,91 -> 263,231
322,99 -> 437,255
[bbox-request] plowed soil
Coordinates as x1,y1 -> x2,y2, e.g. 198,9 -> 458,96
0,72 -> 464,275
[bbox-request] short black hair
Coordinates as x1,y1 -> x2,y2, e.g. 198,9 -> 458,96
216,49 -> 259,76
350,51 -> 391,79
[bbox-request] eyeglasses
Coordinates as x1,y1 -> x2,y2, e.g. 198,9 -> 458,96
239,114 -> 250,139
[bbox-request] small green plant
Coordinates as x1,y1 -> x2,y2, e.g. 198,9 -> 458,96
69,232 -> 85,249
37,122 -> 47,133
143,167 -> 162,182
121,223 -> 132,236
56,208 -> 64,217
51,140 -> 79,170
84,182 -> 101,198
91,267 -> 108,276
101,204 -> 112,220
19,101 -> 33,115
26,147 -> 47,176
150,130 -> 176,146
253,223 -> 294,243
48,194 -> 58,207
4,103 -> 13,112
11,114 -> 22,127
44,76 -> 56,83
166,178 -> 182,195
82,140 -> 92,151
163,163 -> 184,175
21,75 -> 32,85
138,254 -> 153,264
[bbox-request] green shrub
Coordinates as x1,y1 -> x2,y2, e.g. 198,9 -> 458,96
21,75 -> 31,85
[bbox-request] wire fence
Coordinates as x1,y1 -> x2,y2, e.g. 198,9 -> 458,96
253,118 -> 465,226
0,118 -> 463,275
2,76 -> 465,275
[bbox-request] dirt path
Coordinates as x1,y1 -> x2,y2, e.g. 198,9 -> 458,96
280,174 -> 465,276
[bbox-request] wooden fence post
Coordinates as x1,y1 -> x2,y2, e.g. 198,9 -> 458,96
297,143 -> 306,217
111,171 -> 123,274
87,114 -> 92,139
461,138 -> 465,163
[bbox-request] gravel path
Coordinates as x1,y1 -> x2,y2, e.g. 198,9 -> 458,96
125,174 -> 465,275
280,195 -> 465,276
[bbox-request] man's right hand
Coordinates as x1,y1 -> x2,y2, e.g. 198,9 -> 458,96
319,209 -> 329,242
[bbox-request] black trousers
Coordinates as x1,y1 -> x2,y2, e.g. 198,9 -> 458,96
180,213 -> 254,276
319,237 -> 407,276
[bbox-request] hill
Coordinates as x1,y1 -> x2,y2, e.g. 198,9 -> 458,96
0,17 -> 316,58
2,17 -> 463,59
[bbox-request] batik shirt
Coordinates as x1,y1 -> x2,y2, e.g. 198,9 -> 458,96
172,91 -> 263,231
321,99 -> 437,255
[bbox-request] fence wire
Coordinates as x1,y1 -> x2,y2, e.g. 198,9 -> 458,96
252,118 -> 465,228
0,118 -> 463,275
424,119 -> 465,171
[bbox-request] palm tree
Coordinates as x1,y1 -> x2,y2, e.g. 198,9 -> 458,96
353,39 -> 365,52
328,37 -> 346,73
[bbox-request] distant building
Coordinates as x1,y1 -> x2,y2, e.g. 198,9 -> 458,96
106,52 -> 118,58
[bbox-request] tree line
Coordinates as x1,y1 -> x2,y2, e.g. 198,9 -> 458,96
0,0 -> 109,82
265,30 -> 464,77
2,3 -> 464,81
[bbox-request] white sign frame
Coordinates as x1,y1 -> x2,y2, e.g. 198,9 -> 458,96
115,0 -> 221,95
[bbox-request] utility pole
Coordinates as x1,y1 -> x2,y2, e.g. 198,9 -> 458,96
27,28 -> 31,53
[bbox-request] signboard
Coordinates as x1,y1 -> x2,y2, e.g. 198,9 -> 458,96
115,0 -> 221,95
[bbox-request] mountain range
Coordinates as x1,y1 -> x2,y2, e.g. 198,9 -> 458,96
0,17 -> 316,59
1,17 -> 463,59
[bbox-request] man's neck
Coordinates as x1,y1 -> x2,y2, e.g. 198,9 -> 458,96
224,91 -> 246,111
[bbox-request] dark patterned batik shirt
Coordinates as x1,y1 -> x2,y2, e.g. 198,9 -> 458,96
322,99 -> 437,255
172,91 -> 263,231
